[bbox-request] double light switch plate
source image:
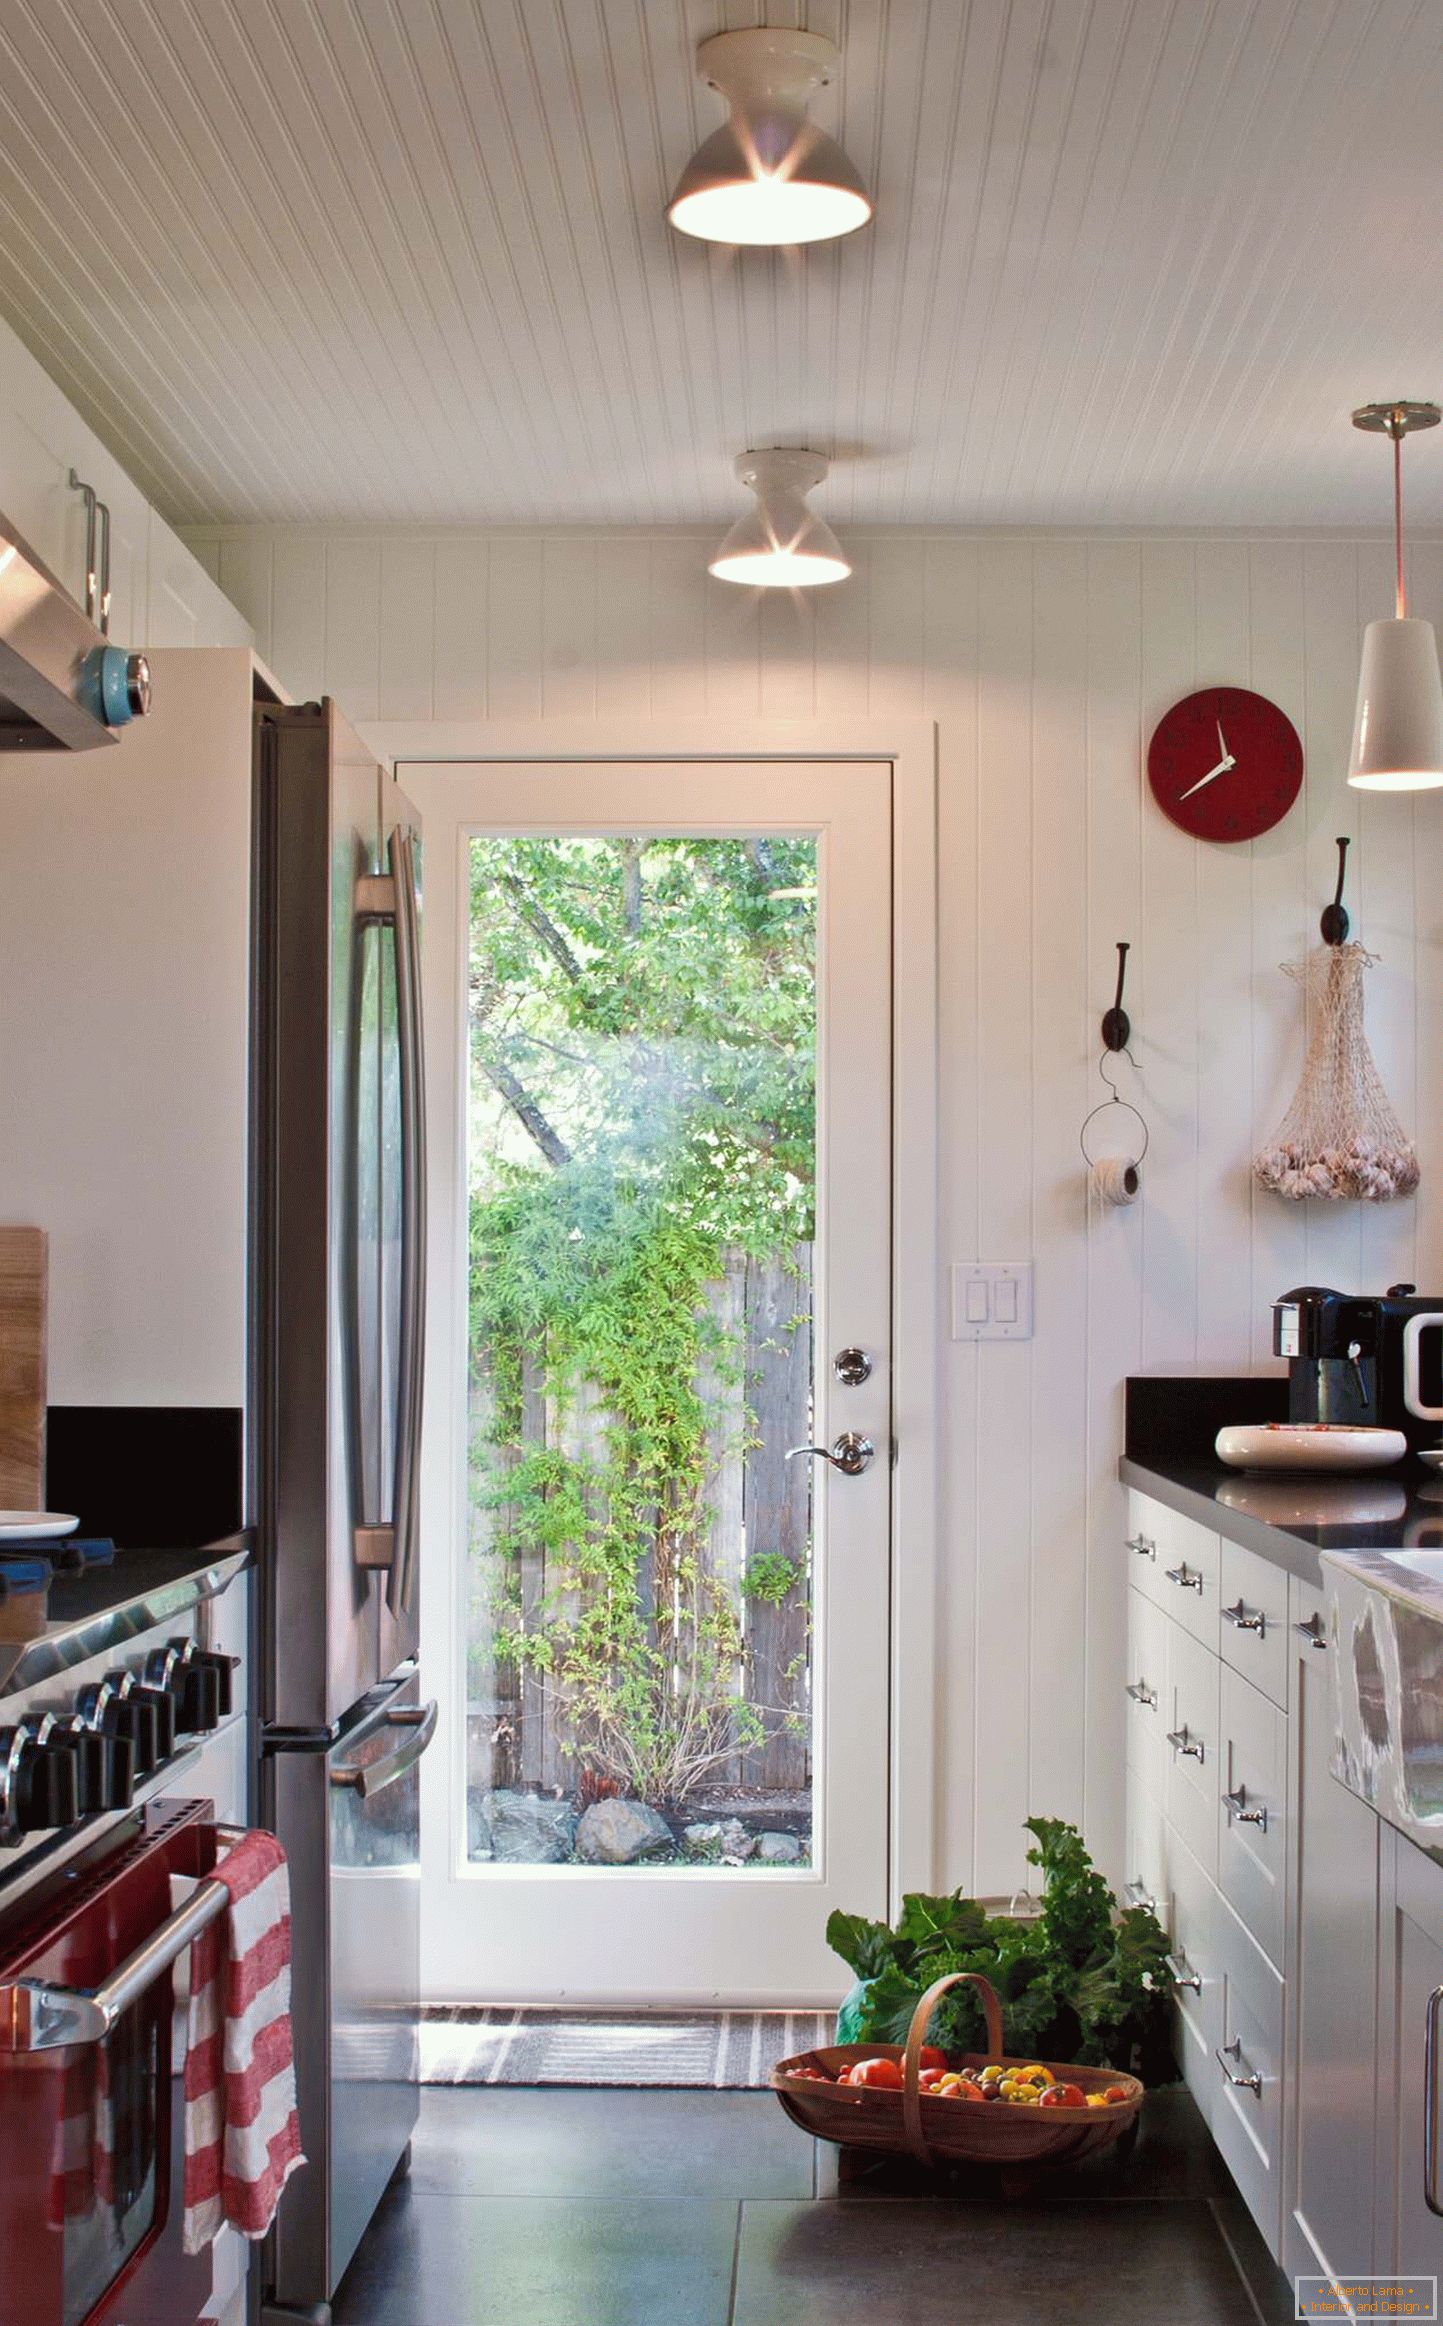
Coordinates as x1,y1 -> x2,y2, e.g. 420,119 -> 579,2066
951,1261 -> 1034,1341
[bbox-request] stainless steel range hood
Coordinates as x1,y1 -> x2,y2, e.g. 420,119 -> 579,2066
0,512 -> 150,751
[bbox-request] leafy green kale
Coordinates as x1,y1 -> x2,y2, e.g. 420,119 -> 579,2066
827,1817 -> 1176,2084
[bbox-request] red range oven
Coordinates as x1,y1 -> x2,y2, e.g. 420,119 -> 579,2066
0,1799 -> 228,2326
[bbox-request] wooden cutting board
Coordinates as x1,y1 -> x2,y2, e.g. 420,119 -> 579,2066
0,1228 -> 46,1509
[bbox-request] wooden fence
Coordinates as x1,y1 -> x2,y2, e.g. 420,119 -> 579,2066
469,1245 -> 813,1800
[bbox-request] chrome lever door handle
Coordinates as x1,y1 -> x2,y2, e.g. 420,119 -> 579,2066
786,1433 -> 875,1477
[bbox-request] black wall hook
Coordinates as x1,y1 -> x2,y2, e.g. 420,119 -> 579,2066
1101,941 -> 1132,1053
1320,837 -> 1351,946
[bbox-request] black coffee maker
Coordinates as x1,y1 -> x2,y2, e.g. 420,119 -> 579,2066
1273,1284 -> 1443,1453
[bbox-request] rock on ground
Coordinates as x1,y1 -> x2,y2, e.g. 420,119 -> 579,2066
483,1789 -> 578,1865
756,1831 -> 803,1863
575,1797 -> 674,1864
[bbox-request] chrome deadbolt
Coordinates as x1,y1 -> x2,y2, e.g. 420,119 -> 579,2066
833,1346 -> 873,1385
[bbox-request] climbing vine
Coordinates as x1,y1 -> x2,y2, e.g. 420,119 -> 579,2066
467,835 -> 816,1807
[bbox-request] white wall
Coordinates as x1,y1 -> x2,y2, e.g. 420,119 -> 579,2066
185,521 -> 1443,1895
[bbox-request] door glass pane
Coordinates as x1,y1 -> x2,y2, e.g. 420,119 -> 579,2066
464,836 -> 817,1870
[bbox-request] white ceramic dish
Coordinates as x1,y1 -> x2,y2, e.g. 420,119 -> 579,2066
1215,1423 -> 1408,1474
0,1511 -> 79,1542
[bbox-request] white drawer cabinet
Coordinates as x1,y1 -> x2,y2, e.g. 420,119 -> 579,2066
1219,1536 -> 1289,1712
1124,1771 -> 1168,1926
1126,1585 -> 1169,1795
1284,1577 -> 1380,2288
1127,1492 -> 1220,1648
1212,1892 -> 1287,2250
1218,1663 -> 1288,1971
1165,1827 -> 1224,2110
1167,1624 -> 1221,1880
1376,1829 -> 1443,2286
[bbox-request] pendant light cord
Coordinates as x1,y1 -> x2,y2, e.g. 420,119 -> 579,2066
1393,412 -> 1408,618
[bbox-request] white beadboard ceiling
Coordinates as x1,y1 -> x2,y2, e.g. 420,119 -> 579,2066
1,0 -> 1442,529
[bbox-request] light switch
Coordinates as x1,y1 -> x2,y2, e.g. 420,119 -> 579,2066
951,1262 -> 1034,1341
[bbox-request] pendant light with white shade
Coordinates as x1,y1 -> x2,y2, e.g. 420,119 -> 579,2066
1348,399 -> 1443,792
667,30 -> 872,248
709,450 -> 850,589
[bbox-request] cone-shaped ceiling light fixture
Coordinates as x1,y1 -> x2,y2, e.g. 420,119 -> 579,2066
1348,400 -> 1443,791
668,30 -> 872,248
709,450 -> 850,589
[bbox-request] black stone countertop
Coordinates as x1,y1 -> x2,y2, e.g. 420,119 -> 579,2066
1120,1374 -> 1443,1590
0,1534 -> 253,1698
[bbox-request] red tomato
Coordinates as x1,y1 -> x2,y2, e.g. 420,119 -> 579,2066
918,2046 -> 948,2072
1104,2085 -> 1132,2105
917,2067 -> 946,2091
847,2057 -> 904,2090
1038,2082 -> 1087,2108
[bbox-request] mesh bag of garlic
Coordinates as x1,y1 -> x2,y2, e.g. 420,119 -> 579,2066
1254,942 -> 1418,1203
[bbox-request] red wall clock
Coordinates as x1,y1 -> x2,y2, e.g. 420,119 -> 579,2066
1147,687 -> 1303,841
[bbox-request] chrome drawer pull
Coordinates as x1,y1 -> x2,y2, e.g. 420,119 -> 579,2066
1427,1985 -> 1443,2217
1124,1878 -> 1156,1913
1127,1533 -> 1157,1561
1294,1613 -> 1328,1651
1223,1784 -> 1268,1832
1167,1724 -> 1205,1762
1165,1562 -> 1205,1594
1166,1951 -> 1202,1994
1221,1599 -> 1266,1636
1126,1680 -> 1157,1708
1216,2037 -> 1262,2097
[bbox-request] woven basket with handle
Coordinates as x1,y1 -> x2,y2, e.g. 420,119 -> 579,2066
771,1970 -> 1144,2170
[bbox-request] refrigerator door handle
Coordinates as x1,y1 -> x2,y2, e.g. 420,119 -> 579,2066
390,822 -> 426,1618
330,1697 -> 437,1799
353,822 -> 427,1615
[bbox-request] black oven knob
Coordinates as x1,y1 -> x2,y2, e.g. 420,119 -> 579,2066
77,1677 -> 160,1778
196,1650 -> 239,1718
126,1685 -> 177,1761
177,1662 -> 221,1734
0,1732 -> 80,1833
54,1721 -> 135,1813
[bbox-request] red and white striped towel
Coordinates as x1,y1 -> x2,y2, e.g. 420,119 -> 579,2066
182,1829 -> 305,2253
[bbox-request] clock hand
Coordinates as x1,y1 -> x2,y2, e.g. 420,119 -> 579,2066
1216,714 -> 1230,760
1177,752 -> 1236,803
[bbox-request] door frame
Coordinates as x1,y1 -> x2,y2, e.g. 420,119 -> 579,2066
365,715 -> 941,1929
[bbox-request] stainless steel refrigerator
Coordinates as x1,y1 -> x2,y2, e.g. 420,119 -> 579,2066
251,699 -> 434,2325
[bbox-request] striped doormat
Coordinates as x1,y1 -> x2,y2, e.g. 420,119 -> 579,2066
419,2007 -> 835,2089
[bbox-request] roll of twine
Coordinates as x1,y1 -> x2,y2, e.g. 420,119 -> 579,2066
1092,1155 -> 1140,1207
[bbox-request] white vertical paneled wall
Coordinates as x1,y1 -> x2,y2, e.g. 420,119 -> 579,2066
185,522 -> 1443,1895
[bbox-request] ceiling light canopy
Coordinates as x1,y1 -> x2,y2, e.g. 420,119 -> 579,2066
1348,400 -> 1443,792
710,450 -> 850,589
668,29 -> 873,248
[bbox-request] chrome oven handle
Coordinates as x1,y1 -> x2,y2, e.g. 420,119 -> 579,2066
0,1823 -> 249,2053
331,1698 -> 438,1800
